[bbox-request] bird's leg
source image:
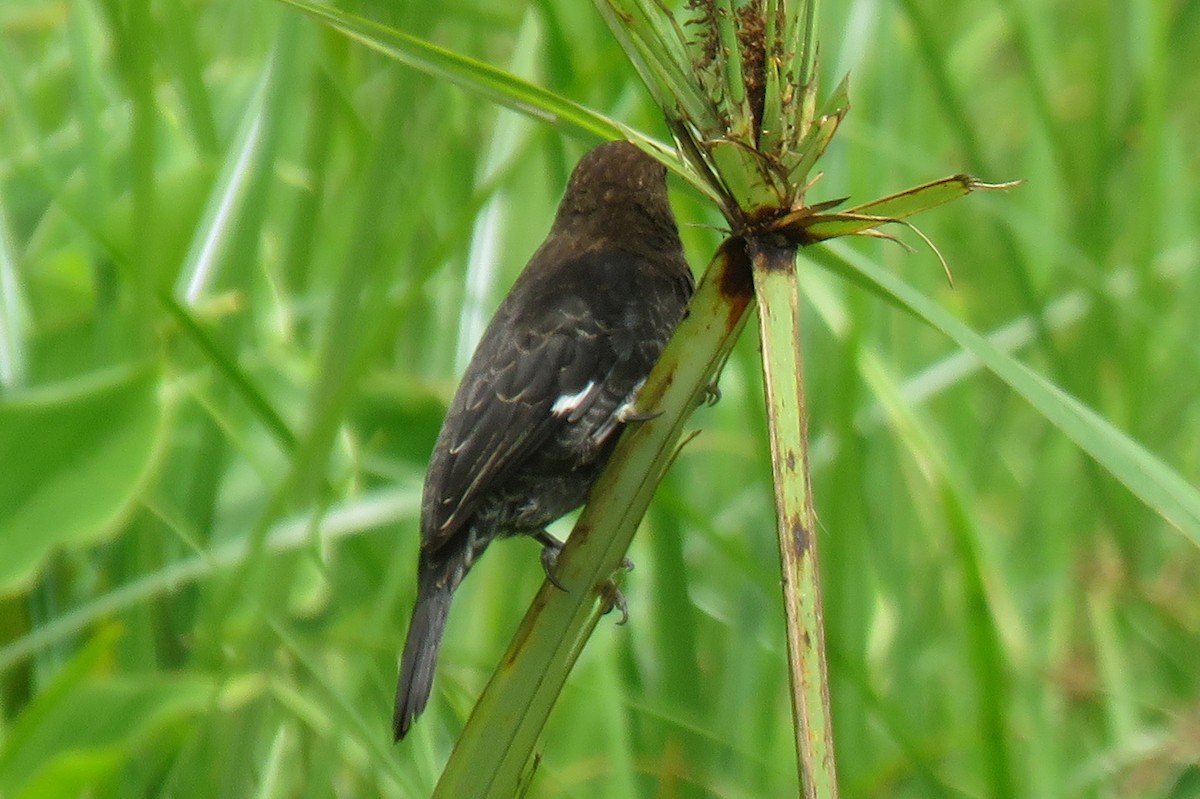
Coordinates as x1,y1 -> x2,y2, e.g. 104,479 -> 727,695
535,529 -> 634,623
534,529 -> 569,591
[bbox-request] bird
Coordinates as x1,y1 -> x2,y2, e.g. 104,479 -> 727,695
393,141 -> 695,740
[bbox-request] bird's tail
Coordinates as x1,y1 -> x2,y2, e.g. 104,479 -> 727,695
394,578 -> 452,740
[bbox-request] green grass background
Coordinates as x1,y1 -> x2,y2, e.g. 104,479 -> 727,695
1,1 -> 1198,797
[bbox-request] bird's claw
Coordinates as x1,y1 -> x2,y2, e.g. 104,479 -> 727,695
536,531 -> 569,591
600,578 -> 629,625
540,545 -> 569,591
702,382 -> 721,406
599,555 -> 633,624
617,404 -> 662,423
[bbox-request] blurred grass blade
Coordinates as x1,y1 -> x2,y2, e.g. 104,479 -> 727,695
275,0 -> 617,137
0,649 -> 219,796
174,61 -> 270,302
159,292 -> 297,454
0,489 -> 418,674
275,0 -> 720,203
814,240 -> 1200,545
0,194 -> 27,388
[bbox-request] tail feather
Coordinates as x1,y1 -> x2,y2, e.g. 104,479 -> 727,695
394,584 -> 452,740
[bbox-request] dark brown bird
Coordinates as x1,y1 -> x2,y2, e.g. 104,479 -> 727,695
394,141 -> 694,740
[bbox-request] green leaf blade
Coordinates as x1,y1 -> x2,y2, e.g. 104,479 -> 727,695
0,366 -> 165,595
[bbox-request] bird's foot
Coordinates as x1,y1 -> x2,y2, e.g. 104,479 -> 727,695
599,577 -> 630,625
599,556 -> 634,624
535,529 -> 634,623
616,403 -> 662,423
534,530 -> 568,591
617,378 -> 663,424
620,381 -> 720,422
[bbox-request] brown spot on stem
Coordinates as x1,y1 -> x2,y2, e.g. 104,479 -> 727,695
746,235 -> 798,271
717,238 -> 754,300
789,512 -> 810,553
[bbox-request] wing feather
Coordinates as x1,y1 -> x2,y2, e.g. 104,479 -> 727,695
421,311 -> 611,552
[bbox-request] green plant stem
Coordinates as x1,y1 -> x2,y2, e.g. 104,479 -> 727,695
433,239 -> 755,799
747,236 -> 837,799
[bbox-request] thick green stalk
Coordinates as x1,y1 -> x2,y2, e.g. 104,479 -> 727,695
433,240 -> 755,799
747,237 -> 837,799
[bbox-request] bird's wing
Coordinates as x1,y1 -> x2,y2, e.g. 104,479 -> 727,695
421,292 -> 614,552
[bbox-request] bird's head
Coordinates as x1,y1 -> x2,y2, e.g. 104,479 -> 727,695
552,141 -> 682,254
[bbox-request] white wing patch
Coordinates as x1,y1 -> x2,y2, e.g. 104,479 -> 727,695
551,381 -> 597,416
